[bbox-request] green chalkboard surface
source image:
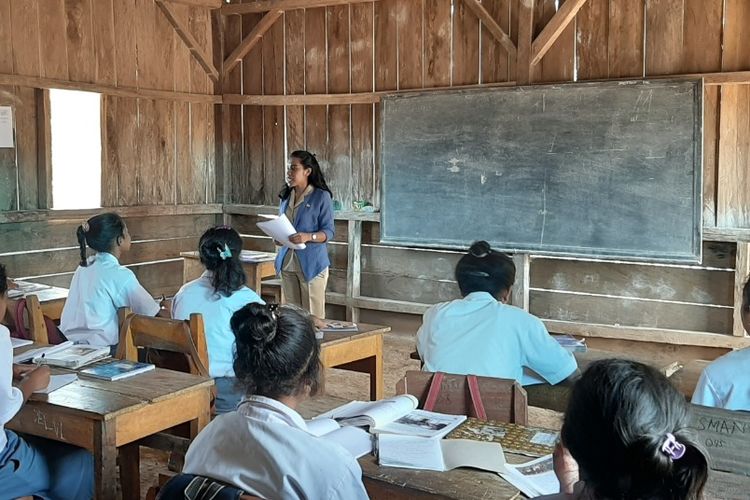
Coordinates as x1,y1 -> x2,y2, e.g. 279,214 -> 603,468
380,80 -> 703,263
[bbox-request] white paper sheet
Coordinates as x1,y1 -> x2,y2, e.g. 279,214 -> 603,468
34,374 -> 78,394
0,106 -> 13,148
256,214 -> 306,250
11,338 -> 33,349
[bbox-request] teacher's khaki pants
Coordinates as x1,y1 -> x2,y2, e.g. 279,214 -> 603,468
281,267 -> 329,318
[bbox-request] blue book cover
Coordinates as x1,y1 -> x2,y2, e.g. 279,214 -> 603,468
80,360 -> 155,381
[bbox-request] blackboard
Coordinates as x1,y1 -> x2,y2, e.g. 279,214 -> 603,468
380,80 -> 703,262
690,404 -> 750,477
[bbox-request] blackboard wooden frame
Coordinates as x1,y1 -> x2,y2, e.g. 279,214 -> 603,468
379,80 -> 703,263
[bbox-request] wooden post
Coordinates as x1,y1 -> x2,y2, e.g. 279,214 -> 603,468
733,242 -> 750,337
346,220 -> 363,322
516,0 -> 535,85
36,89 -> 52,209
511,254 -> 531,311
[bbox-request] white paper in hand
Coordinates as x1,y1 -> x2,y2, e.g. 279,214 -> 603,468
256,214 -> 306,250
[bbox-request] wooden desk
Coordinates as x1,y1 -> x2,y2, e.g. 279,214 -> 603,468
299,395 -> 522,500
7,350 -> 213,500
7,281 -> 69,323
180,251 -> 276,294
320,324 -> 389,401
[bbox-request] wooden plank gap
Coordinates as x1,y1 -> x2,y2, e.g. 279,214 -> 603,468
222,9 -> 283,76
530,0 -> 588,67
155,0 -> 220,82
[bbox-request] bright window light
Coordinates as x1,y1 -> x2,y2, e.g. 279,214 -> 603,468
50,89 -> 102,209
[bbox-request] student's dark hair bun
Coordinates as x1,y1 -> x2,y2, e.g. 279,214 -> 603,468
198,226 -> 246,297
231,302 -> 320,398
76,213 -> 126,267
455,241 -> 515,298
468,240 -> 491,258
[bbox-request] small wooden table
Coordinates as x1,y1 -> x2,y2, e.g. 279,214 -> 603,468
180,250 -> 276,294
7,280 -> 69,321
8,349 -> 213,500
320,324 -> 390,401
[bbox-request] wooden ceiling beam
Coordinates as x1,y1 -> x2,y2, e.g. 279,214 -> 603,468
463,0 -> 517,58
223,9 -> 283,76
530,0 -> 588,66
221,0 -> 378,16
163,0 -> 223,8
155,0 -> 220,83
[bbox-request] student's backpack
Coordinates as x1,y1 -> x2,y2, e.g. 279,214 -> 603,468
10,298 -> 67,345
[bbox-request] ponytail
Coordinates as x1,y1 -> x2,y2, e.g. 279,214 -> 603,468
231,303 -> 320,399
197,226 -> 246,297
76,213 -> 126,267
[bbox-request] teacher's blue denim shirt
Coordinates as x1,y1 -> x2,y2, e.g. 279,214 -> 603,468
275,188 -> 335,282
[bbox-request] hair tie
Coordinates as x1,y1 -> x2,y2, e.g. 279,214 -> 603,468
82,222 -> 90,232
467,271 -> 490,278
217,243 -> 232,260
267,303 -> 279,321
661,433 -> 686,460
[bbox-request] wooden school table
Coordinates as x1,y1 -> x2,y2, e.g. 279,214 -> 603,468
8,345 -> 213,500
320,323 -> 390,401
8,280 -> 69,319
180,250 -> 276,294
300,395 -> 750,500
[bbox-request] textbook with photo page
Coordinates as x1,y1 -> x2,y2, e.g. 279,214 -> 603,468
305,418 -> 373,459
80,360 -> 155,381
316,394 -> 467,439
33,345 -> 110,369
498,454 -> 561,497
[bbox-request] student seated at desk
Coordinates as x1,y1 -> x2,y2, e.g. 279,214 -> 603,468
60,213 -> 163,353
416,241 -> 578,385
0,264 -> 94,499
692,276 -> 750,410
547,359 -> 708,500
172,226 -> 264,414
183,303 -> 368,499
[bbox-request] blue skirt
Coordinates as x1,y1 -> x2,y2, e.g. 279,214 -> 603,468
0,430 -> 93,500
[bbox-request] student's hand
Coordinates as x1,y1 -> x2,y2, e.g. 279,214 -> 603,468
12,364 -> 36,380
289,232 -> 311,244
6,278 -> 18,290
553,442 -> 579,494
312,316 -> 328,329
21,365 -> 51,393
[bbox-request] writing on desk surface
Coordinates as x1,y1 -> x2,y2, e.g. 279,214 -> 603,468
34,409 -> 65,440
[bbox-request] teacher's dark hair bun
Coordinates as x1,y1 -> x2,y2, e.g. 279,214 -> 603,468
231,302 -> 321,398
468,241 -> 491,258
455,241 -> 515,298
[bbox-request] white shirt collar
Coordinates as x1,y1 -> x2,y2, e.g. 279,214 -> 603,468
464,291 -> 498,302
91,252 -> 120,265
238,395 -> 308,431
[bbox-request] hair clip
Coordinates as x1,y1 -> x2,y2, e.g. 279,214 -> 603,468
467,271 -> 490,278
217,243 -> 232,261
215,224 -> 232,230
82,222 -> 90,232
267,303 -> 280,320
661,433 -> 686,460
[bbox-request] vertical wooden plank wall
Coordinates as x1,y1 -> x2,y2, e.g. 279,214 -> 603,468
0,0 -> 217,210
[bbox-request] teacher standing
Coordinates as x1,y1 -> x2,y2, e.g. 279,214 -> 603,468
276,150 -> 335,318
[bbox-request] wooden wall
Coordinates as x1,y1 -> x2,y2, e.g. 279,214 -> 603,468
224,0 -> 750,361
0,0 -> 220,297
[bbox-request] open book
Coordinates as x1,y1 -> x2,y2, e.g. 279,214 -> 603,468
33,345 -> 110,369
378,435 -> 506,472
13,341 -> 74,364
319,321 -> 359,333
498,454 -> 560,497
256,214 -> 306,250
316,394 -> 467,439
305,418 -> 374,458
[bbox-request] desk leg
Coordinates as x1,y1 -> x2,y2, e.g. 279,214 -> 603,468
189,388 -> 212,438
93,421 -> 118,500
119,443 -> 141,500
251,266 -> 263,295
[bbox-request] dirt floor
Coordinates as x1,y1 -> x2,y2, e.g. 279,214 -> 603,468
135,311 -> 423,498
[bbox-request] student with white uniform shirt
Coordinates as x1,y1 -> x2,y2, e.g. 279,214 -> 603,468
417,241 -> 578,385
692,276 -> 750,410
172,226 -> 264,414
0,263 -> 94,499
183,302 -> 368,499
60,213 -> 162,353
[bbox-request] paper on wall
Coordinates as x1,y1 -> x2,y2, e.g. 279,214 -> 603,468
256,214 -> 306,250
0,106 -> 14,148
